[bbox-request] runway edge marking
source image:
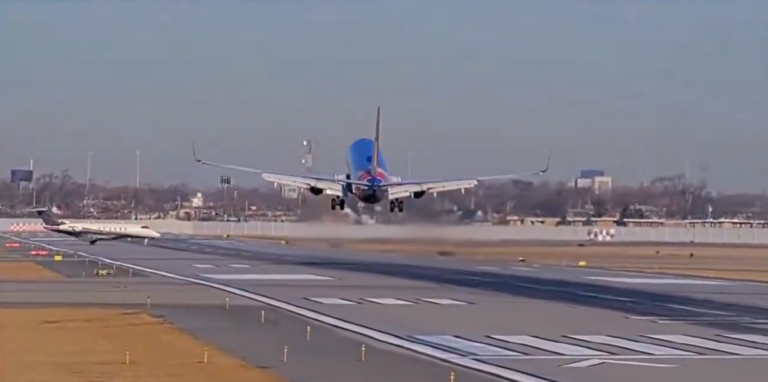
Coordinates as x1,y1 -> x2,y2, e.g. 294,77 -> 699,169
0,234 -> 558,382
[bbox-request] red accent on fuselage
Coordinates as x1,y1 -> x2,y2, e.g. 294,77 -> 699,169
356,169 -> 388,182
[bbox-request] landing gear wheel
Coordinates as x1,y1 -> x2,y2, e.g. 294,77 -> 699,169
89,240 -> 97,245
397,200 -> 404,213
338,198 -> 346,211
389,200 -> 396,213
331,198 -> 338,210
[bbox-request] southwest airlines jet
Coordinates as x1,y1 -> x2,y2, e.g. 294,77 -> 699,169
193,107 -> 550,213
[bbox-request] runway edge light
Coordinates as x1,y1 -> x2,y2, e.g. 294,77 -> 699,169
578,261 -> 587,267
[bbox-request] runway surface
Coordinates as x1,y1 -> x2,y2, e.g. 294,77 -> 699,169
8,232 -> 768,382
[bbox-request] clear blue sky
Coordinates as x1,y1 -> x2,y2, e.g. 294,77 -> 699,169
1,0 -> 766,191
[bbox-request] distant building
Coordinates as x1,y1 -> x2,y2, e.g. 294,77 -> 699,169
580,169 -> 605,179
592,176 -> 612,194
190,192 -> 204,208
570,170 -> 612,194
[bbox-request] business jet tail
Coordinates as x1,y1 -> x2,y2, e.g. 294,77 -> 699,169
30,207 -> 64,227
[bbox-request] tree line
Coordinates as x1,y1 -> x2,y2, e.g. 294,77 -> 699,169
0,171 -> 765,221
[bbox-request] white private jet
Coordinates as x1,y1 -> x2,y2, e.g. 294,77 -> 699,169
32,208 -> 161,245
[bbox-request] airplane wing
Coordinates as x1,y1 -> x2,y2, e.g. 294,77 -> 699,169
192,143 -> 370,196
382,151 -> 551,199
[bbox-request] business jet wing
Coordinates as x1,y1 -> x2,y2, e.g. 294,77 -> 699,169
383,151 -> 551,199
192,144 -> 370,196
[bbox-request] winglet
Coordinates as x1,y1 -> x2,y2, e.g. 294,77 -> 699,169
192,141 -> 202,163
537,149 -> 552,175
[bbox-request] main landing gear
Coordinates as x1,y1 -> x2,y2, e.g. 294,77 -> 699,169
331,197 -> 346,211
389,199 -> 404,213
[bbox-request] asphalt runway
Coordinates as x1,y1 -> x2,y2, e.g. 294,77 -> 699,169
8,232 -> 768,382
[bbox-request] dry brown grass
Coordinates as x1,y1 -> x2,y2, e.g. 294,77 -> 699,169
0,308 -> 289,382
0,261 -> 64,280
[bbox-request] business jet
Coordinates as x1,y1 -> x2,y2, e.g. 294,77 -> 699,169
33,208 -> 161,245
193,107 -> 550,213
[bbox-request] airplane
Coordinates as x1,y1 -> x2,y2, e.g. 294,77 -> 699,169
32,208 -> 161,245
192,107 -> 550,213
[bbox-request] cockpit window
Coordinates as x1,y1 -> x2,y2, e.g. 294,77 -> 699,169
140,225 -> 150,229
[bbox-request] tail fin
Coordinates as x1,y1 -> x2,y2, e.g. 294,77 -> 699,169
32,208 -> 63,226
371,106 -> 381,176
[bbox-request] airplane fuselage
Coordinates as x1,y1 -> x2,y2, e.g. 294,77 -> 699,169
346,138 -> 390,204
43,223 -> 161,245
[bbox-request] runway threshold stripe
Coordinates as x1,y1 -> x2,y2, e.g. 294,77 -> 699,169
415,335 -> 522,356
719,334 -> 768,345
306,298 -> 357,305
567,335 -> 696,356
363,298 -> 413,305
490,336 -> 607,356
644,335 -> 768,356
418,298 -> 468,305
1,233 -> 559,382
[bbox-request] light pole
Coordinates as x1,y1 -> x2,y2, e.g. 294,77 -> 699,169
299,140 -> 314,206
85,151 -> 92,201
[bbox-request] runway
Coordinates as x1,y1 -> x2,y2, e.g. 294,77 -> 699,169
8,232 -> 768,382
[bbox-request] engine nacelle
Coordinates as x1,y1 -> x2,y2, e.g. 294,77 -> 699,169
411,191 -> 427,199
308,187 -> 324,196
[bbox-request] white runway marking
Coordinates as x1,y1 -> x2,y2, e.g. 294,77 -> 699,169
659,304 -> 733,315
363,298 -> 413,305
306,297 -> 358,305
491,335 -> 608,356
191,264 -> 216,268
567,335 -> 696,355
575,292 -> 634,302
585,276 -> 731,285
418,298 -> 469,305
644,335 -> 768,356
227,264 -> 251,268
198,274 -> 335,280
415,335 -> 522,356
719,334 -> 768,345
